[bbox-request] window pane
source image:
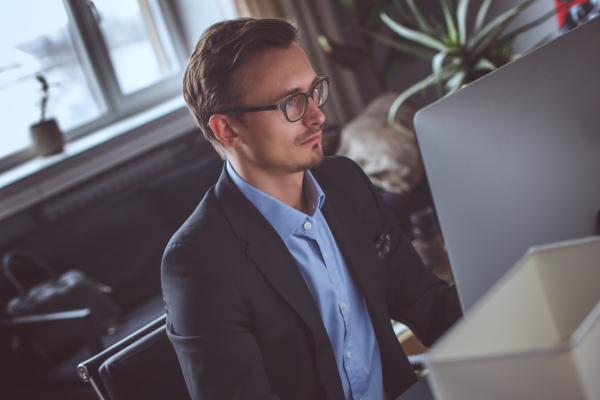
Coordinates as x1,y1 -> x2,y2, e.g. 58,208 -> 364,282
93,0 -> 181,95
0,0 -> 104,160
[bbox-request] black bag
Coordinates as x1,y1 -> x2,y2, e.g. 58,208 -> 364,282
3,251 -> 123,349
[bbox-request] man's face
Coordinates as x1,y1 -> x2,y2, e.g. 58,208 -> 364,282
229,43 -> 326,174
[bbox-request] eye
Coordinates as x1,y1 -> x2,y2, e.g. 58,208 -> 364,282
284,96 -> 297,109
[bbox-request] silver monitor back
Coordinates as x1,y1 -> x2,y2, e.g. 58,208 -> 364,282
414,16 -> 600,312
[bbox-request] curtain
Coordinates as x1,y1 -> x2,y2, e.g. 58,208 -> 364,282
231,0 -> 363,124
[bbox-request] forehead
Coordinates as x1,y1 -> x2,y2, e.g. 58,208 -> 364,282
236,43 -> 316,104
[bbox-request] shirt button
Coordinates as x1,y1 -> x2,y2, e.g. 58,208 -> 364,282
323,252 -> 328,259
341,301 -> 346,309
304,222 -> 312,230
346,351 -> 351,359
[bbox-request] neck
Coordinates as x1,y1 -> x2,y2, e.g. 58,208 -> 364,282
229,159 -> 309,214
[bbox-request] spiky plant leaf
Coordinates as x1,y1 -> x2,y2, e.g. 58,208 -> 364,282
432,51 -> 450,96
457,0 -> 470,45
405,0 -> 436,35
388,61 -> 459,128
381,12 -> 449,52
495,8 -> 557,48
473,58 -> 496,71
441,0 -> 458,44
445,69 -> 466,93
393,0 -> 418,27
364,29 -> 436,59
467,0 -> 537,51
474,0 -> 493,33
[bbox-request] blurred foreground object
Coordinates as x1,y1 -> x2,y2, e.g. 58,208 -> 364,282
427,237 -> 600,400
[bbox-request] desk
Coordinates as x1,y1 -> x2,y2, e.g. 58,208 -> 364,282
396,375 -> 434,400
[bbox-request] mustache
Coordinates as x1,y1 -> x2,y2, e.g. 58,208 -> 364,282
296,125 -> 323,145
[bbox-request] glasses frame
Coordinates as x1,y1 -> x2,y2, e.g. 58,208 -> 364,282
222,77 -> 330,122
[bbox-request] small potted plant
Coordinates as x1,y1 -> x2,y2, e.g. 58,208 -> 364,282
30,73 -> 64,156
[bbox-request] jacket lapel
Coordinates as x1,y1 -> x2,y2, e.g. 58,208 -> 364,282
316,173 -> 387,308
316,168 -> 416,397
214,166 -> 345,400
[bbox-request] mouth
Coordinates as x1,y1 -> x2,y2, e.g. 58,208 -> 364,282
301,133 -> 322,146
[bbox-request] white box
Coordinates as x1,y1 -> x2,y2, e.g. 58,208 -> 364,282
427,237 -> 600,400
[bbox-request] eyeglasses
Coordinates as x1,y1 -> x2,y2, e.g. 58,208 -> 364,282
223,77 -> 329,122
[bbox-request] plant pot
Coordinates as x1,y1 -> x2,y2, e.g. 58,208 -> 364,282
30,119 -> 64,156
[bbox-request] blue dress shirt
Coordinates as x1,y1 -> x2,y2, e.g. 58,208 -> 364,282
227,161 -> 385,400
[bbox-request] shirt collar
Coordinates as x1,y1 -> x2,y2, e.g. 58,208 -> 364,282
226,160 -> 326,242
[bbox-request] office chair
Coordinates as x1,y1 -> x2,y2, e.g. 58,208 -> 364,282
78,314 -> 190,400
79,314 -> 428,400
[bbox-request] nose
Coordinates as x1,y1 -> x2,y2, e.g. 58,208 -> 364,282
302,96 -> 326,126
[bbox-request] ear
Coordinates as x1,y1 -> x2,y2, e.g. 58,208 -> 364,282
209,114 -> 243,148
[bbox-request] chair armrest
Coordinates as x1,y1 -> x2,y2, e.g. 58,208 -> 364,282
76,314 -> 166,400
0,308 -> 103,355
78,314 -> 166,382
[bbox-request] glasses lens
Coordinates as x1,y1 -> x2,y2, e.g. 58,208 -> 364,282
313,79 -> 329,107
284,94 -> 307,121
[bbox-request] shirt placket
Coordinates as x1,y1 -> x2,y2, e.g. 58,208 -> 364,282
314,217 -> 372,400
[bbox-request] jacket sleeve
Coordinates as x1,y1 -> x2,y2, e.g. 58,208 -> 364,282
162,243 -> 279,400
345,157 -> 463,348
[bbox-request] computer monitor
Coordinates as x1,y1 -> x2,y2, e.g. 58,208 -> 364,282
414,15 -> 600,312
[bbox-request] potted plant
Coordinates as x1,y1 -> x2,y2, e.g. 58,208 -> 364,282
377,0 -> 558,128
30,73 -> 64,156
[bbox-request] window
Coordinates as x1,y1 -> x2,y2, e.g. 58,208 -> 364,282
0,0 -> 186,170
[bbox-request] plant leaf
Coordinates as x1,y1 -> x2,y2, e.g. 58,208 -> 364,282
441,0 -> 458,44
431,18 -> 449,39
467,0 -> 538,53
457,0 -> 470,45
495,7 -> 557,48
393,0 -> 418,28
474,0 -> 493,34
473,57 -> 496,71
445,69 -> 466,93
381,12 -> 449,52
432,51 -> 449,97
364,29 -> 437,59
405,0 -> 436,35
387,64 -> 458,129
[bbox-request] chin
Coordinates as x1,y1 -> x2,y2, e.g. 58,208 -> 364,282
295,142 -> 324,171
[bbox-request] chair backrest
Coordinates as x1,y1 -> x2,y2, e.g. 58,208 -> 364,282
99,324 -> 190,400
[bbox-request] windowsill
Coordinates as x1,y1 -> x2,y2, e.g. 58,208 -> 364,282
0,96 -> 198,222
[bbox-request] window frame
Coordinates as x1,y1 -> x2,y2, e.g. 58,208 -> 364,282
0,0 -> 188,173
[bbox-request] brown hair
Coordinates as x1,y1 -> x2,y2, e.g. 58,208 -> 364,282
183,18 -> 300,159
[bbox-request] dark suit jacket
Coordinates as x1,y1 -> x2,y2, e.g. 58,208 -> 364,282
161,156 -> 461,400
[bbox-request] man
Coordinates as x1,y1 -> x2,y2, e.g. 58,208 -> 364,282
162,17 -> 461,400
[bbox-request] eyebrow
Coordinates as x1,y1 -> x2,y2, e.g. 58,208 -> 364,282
275,75 -> 319,102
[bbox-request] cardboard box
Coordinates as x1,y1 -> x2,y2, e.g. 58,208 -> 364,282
427,237 -> 600,400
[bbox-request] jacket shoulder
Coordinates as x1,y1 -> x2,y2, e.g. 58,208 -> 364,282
312,155 -> 367,185
166,186 -> 229,251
